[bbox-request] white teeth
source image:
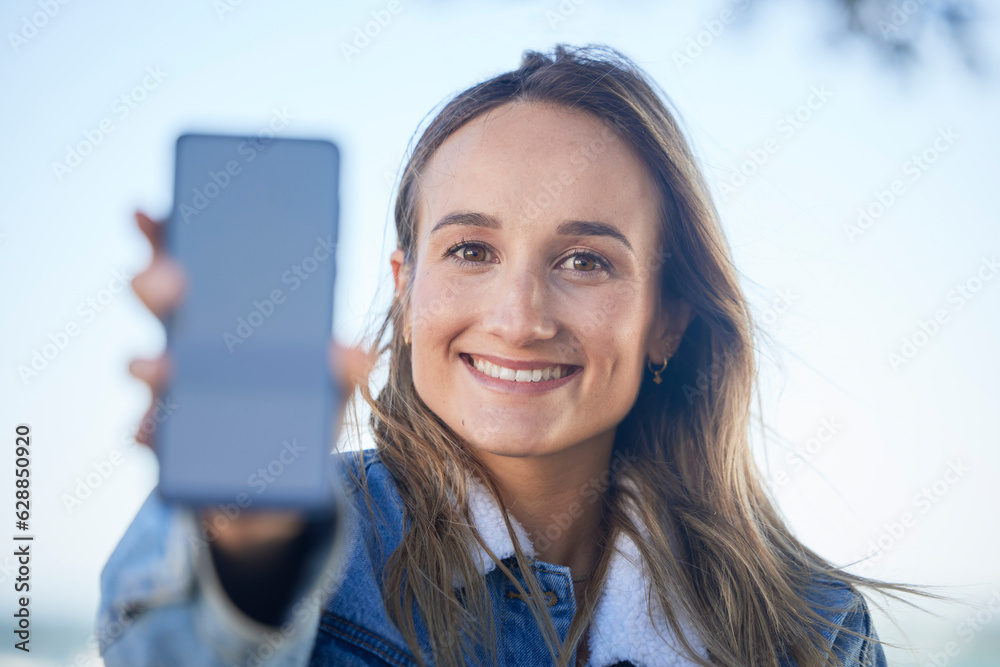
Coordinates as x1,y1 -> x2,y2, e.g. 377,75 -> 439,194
470,356 -> 572,383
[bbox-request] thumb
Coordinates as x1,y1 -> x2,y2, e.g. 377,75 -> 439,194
328,340 -> 376,397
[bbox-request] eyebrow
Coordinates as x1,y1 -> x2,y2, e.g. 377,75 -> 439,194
429,211 -> 633,253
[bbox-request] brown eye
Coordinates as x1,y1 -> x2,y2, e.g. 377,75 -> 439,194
560,253 -> 604,272
460,245 -> 486,262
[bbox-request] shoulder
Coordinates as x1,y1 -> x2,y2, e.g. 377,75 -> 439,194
800,576 -> 886,667
337,448 -> 401,513
338,446 -> 382,477
317,449 -> 423,661
333,447 -> 411,567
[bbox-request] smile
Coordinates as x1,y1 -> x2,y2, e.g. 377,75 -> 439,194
460,353 -> 581,392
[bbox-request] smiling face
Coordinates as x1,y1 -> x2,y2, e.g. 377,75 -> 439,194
392,101 -> 682,462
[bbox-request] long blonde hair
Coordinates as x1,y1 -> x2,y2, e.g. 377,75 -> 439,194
345,44 -> 934,667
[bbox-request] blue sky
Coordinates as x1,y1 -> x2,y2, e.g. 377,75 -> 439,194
1,0 -> 998,664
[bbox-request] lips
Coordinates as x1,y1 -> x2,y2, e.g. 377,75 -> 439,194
461,353 -> 580,383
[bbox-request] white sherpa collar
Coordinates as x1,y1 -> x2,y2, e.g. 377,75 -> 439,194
463,475 -> 708,667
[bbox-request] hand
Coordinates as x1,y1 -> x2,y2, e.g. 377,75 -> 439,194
127,210 -> 375,553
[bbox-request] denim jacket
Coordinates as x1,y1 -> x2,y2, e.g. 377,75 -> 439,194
98,449 -> 886,666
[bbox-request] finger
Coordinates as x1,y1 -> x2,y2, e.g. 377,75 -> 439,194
328,341 -> 376,396
131,257 -> 186,321
133,402 -> 159,449
202,509 -> 306,550
135,210 -> 165,254
128,355 -> 172,393
129,355 -> 173,450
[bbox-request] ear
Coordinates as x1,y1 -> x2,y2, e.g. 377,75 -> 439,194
646,296 -> 694,364
390,248 -> 408,296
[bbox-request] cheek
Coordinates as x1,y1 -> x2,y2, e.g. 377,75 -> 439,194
409,273 -> 467,342
408,273 -> 470,391
575,286 -> 652,395
578,291 -> 630,338
574,284 -> 652,351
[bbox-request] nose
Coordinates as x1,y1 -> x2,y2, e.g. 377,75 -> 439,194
481,265 -> 558,347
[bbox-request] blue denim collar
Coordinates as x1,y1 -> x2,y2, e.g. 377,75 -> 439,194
463,473 -> 708,666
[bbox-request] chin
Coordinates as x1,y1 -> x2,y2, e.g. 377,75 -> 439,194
463,430 -> 562,460
478,443 -> 547,459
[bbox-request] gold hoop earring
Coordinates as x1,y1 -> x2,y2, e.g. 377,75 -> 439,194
647,344 -> 673,384
403,322 -> 411,347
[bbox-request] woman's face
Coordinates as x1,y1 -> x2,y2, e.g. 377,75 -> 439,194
392,101 -> 683,460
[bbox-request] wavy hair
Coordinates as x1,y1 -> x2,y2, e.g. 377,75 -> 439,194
344,44 -> 933,667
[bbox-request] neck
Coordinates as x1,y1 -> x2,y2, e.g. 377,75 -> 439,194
474,431 -> 615,576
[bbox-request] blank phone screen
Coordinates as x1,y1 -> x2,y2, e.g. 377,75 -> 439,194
157,133 -> 340,512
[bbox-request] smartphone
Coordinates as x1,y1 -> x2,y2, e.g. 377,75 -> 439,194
156,133 -> 341,514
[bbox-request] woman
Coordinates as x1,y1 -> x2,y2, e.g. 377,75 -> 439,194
100,44 -> 921,666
